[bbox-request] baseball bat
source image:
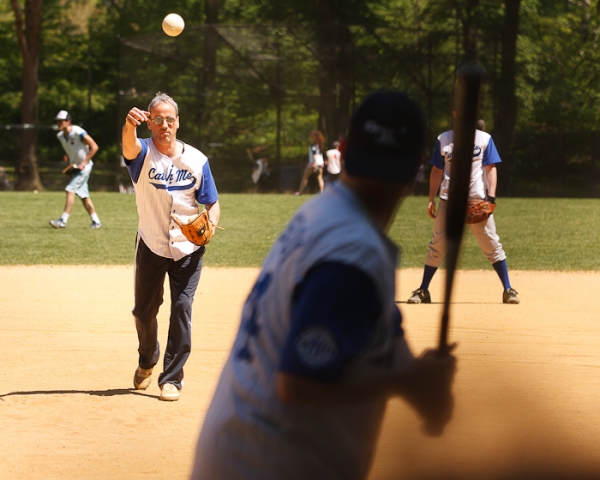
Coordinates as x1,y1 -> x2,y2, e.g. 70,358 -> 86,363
438,63 -> 484,355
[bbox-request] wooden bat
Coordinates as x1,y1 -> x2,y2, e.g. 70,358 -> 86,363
438,63 -> 484,355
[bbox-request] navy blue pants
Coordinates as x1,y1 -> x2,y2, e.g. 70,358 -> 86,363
133,238 -> 205,390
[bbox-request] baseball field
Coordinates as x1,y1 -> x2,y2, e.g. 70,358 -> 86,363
1,192 -> 599,479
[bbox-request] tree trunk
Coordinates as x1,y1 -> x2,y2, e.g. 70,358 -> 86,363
11,0 -> 44,192
336,24 -> 353,140
493,0 -> 521,195
316,0 -> 337,145
199,0 -> 219,147
461,0 -> 480,61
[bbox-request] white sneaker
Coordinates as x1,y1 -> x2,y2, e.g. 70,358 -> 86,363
159,383 -> 180,401
49,219 -> 66,228
90,221 -> 102,229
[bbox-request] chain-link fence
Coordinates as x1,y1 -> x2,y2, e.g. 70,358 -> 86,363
117,24 -> 465,193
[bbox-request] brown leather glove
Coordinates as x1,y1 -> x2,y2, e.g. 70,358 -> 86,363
465,199 -> 496,224
170,209 -> 223,246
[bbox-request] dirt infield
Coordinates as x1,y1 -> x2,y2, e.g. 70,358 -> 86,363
1,266 -> 599,479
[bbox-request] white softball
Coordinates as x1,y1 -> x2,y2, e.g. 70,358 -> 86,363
162,13 -> 185,37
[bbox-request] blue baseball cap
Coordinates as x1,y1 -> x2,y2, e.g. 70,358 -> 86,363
344,91 -> 427,183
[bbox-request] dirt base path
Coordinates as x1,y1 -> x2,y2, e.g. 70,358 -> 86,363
1,266 -> 599,479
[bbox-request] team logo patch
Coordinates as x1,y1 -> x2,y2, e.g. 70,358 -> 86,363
294,327 -> 338,368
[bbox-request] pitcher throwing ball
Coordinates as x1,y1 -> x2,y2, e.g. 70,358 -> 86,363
122,92 -> 220,401
191,91 -> 457,479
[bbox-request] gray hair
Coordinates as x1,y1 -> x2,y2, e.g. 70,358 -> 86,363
148,92 -> 179,116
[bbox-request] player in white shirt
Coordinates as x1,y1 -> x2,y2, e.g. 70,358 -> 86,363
122,93 -> 221,402
325,140 -> 342,182
407,122 -> 520,305
191,91 -> 457,479
49,110 -> 103,229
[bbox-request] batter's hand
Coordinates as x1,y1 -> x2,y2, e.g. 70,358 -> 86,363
126,107 -> 150,128
427,201 -> 437,219
401,345 -> 457,436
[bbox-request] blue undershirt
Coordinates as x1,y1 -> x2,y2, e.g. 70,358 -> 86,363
279,262 -> 403,382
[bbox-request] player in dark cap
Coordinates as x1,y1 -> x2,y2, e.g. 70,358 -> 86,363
191,91 -> 457,480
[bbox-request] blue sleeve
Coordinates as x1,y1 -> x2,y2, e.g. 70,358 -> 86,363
429,139 -> 444,169
196,161 -> 219,205
483,137 -> 502,166
279,262 -> 388,382
125,140 -> 148,184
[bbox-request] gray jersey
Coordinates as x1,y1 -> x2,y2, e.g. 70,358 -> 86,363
193,182 -> 413,480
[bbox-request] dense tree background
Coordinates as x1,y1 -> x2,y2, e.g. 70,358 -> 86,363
1,0 -> 600,196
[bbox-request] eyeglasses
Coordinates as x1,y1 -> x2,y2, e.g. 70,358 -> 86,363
150,116 -> 176,126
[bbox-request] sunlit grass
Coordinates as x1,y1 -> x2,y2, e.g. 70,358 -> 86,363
0,192 -> 598,270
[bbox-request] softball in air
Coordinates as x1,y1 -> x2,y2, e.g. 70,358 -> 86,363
162,13 -> 185,37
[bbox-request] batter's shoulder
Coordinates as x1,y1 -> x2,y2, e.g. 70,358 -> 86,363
437,129 -> 454,143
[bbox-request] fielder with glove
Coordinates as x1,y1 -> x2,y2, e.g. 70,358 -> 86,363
408,116 -> 520,305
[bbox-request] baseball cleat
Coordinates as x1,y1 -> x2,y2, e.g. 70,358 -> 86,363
503,288 -> 520,304
159,383 -> 180,401
133,366 -> 153,390
49,219 -> 66,228
90,221 -> 102,229
407,288 -> 431,304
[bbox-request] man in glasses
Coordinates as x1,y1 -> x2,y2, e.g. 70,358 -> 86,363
122,92 -> 221,402
49,110 -> 103,229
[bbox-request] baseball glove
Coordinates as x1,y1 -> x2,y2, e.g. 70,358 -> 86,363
170,209 -> 223,246
62,164 -> 80,175
465,200 -> 496,224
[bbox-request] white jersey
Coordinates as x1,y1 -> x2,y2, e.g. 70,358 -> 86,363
326,148 -> 342,174
57,125 -> 92,167
251,158 -> 266,184
431,129 -> 502,201
126,138 -> 218,261
309,144 -> 324,167
194,182 -> 411,479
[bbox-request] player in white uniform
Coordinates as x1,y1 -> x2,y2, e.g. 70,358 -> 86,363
325,140 -> 342,182
407,124 -> 520,305
49,110 -> 103,229
122,93 -> 220,401
191,91 -> 457,479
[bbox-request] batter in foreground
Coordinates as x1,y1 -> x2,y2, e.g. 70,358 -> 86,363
191,91 -> 456,479
122,92 -> 220,402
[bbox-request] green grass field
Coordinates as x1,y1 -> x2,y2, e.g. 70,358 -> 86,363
1,191 -> 598,270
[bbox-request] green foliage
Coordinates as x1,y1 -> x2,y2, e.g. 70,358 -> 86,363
1,192 -> 599,271
2,0 -> 600,196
